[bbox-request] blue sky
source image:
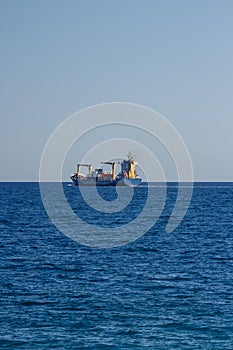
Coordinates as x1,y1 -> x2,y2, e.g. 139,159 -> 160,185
1,0 -> 233,181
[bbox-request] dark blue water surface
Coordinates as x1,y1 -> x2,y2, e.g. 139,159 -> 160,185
1,182 -> 233,349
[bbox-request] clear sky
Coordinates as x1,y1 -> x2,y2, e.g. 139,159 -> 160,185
1,0 -> 233,181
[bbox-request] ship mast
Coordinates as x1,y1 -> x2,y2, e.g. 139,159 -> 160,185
127,151 -> 133,160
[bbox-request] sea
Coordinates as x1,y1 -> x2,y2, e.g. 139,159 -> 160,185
1,182 -> 233,349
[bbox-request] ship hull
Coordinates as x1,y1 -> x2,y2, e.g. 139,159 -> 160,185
71,178 -> 141,187
116,178 -> 142,187
72,180 -> 116,186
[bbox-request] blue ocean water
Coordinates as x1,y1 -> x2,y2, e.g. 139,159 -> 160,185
1,182 -> 233,349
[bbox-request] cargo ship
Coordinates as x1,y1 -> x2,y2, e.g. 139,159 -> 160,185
70,153 -> 142,187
